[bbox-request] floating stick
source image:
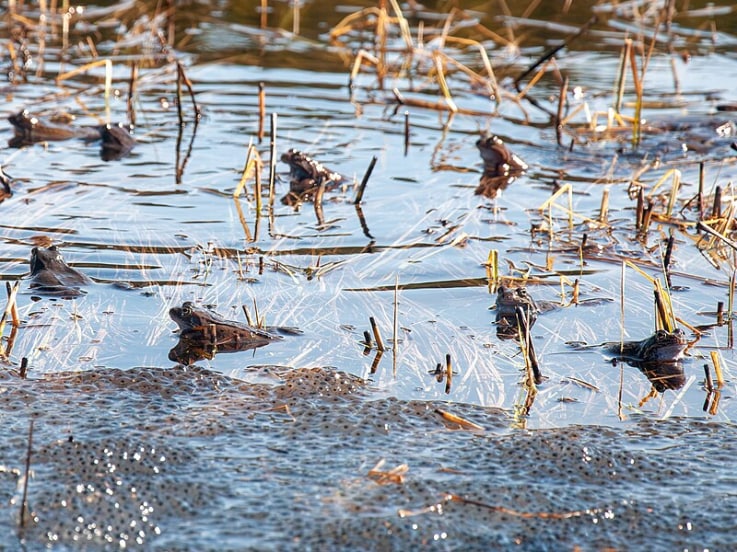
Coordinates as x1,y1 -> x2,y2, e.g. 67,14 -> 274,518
354,155 -> 377,204
369,316 -> 386,352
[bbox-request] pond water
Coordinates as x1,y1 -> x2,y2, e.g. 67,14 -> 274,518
1,0 -> 737,549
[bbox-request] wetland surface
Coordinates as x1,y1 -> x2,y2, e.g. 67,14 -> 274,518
1,0 -> 737,549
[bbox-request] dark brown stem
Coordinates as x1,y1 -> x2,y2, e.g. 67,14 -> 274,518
354,156 -> 377,204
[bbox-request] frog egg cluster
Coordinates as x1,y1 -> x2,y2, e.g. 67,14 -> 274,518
25,438 -> 214,548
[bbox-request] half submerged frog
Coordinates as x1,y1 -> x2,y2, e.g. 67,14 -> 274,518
475,135 -> 528,199
28,245 -> 93,299
606,328 -> 688,363
169,302 -> 298,363
280,149 -> 344,206
8,110 -> 135,160
493,285 -> 539,338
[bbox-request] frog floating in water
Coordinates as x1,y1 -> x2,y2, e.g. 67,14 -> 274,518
280,149 -> 344,206
494,286 -> 539,338
475,135 -> 527,199
606,328 -> 688,363
168,302 -> 287,363
28,245 -> 93,299
8,110 -> 135,161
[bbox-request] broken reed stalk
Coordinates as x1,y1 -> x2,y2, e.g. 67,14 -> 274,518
258,82 -> 266,142
370,349 -> 383,374
19,357 -> 28,379
19,420 -> 34,531
260,0 -> 267,28
663,232 -> 675,286
698,162 -> 705,220
403,111 -> 410,156
268,113 -> 278,208
393,274 -> 399,376
599,188 -> 609,223
614,39 -> 630,113
369,316 -> 386,352
626,39 -> 642,147
486,249 -> 499,293
710,350 -> 724,387
704,364 -> 714,392
555,76 -> 568,146
354,155 -> 377,204
292,0 -> 301,35
516,306 -> 542,385
127,61 -> 138,126
729,271 -> 736,323
712,185 -> 722,218
362,330 -> 373,351
445,353 -> 452,394
653,288 -> 669,331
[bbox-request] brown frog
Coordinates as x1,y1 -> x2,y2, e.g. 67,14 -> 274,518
169,301 -> 283,348
8,110 -> 135,160
29,245 -> 93,298
606,328 -> 688,363
475,135 -> 527,198
494,286 -> 539,337
476,135 -> 528,176
280,149 -> 344,206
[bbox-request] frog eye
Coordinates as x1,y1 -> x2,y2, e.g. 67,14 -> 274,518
655,330 -> 669,340
181,303 -> 193,316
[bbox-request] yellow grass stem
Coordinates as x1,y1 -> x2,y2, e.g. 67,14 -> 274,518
57,59 -> 112,122
711,350 -> 724,387
432,52 -> 458,113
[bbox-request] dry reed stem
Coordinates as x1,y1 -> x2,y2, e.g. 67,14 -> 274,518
711,350 -> 724,387
434,409 -> 484,431
369,316 -> 386,352
393,274 -> 399,376
432,52 -> 457,113
368,459 -> 408,485
354,155 -> 377,204
257,82 -> 265,142
445,353 -> 452,394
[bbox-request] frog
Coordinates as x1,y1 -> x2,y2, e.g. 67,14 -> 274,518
605,328 -> 688,363
8,110 -> 135,160
28,245 -> 93,298
475,135 -> 527,198
476,135 -> 528,177
169,301 -> 283,347
494,285 -> 539,337
280,149 -> 344,206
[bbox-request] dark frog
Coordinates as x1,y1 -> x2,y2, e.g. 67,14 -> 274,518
9,110 -> 135,160
280,149 -> 344,206
169,301 -> 282,356
475,135 -> 527,199
29,245 -> 93,298
606,328 -> 688,363
494,286 -> 539,337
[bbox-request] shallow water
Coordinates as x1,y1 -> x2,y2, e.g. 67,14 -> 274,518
1,0 -> 737,548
